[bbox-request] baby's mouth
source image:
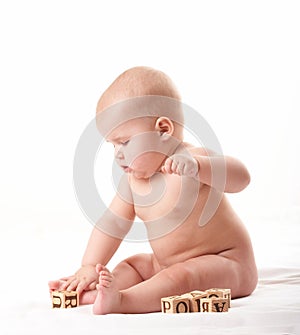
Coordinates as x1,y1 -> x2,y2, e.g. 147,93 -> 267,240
121,165 -> 132,173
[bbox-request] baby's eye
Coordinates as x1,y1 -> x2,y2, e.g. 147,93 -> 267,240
121,140 -> 130,146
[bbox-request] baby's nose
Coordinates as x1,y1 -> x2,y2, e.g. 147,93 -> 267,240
114,145 -> 124,159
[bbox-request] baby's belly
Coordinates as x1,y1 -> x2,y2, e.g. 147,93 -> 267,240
146,195 -> 252,268
132,173 -> 252,268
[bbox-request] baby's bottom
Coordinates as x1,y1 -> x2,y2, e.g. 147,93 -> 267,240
86,251 -> 257,314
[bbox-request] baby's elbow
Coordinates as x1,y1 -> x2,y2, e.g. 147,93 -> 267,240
226,169 -> 251,193
239,168 -> 251,191
245,171 -> 251,188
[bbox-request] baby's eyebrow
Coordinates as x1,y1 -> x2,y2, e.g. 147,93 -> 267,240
107,136 -> 124,143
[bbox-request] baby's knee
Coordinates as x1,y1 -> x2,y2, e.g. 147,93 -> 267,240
235,263 -> 258,298
161,262 -> 196,292
242,269 -> 258,296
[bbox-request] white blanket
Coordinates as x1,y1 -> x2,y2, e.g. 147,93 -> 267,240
1,214 -> 300,335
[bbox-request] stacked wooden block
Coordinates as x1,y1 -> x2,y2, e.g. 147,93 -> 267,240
161,288 -> 231,313
51,290 -> 79,308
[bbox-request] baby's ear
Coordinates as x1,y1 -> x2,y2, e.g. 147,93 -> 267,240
155,117 -> 174,135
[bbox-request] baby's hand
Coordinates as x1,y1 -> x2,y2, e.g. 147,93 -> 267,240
161,154 -> 199,178
61,264 -> 101,295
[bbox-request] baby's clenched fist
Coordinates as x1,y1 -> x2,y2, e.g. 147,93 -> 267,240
161,154 -> 199,178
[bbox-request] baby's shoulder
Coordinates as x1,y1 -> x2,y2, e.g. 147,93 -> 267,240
182,142 -> 211,156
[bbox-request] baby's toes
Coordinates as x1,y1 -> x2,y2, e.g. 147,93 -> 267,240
99,270 -> 113,288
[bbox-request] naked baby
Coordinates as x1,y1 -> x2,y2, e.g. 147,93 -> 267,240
49,66 -> 258,314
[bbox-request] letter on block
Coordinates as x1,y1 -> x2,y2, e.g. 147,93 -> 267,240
52,290 -> 79,308
189,291 -> 208,312
205,288 -> 224,299
200,298 -> 229,313
206,288 -> 231,307
161,295 -> 190,313
222,289 -> 231,308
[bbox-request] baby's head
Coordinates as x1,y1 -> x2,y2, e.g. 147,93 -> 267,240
96,66 -> 184,179
96,66 -> 184,136
97,66 -> 181,111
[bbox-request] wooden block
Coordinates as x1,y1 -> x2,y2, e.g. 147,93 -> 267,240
200,298 -> 212,312
161,295 -> 190,313
206,288 -> 231,307
200,298 -> 229,312
222,289 -> 231,308
211,298 -> 229,312
52,290 -> 79,308
190,290 -> 207,296
205,288 -> 225,299
189,291 -> 208,312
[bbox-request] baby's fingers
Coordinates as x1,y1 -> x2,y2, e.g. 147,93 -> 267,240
65,279 -> 79,292
162,157 -> 174,174
87,282 -> 97,291
76,280 -> 93,295
60,276 -> 76,290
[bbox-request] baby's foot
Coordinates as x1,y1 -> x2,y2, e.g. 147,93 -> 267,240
93,264 -> 122,314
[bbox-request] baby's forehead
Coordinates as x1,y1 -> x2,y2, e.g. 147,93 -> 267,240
106,117 -> 154,140
96,96 -> 183,138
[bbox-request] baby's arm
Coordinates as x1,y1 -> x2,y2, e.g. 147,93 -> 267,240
162,147 -> 250,193
60,177 -> 135,294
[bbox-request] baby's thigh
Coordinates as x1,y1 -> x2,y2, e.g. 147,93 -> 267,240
177,254 -> 251,297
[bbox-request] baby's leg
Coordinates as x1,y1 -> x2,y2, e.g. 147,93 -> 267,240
93,253 -> 257,314
49,253 -> 157,305
92,253 -> 159,313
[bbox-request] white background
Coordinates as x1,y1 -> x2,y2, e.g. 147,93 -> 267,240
0,0 -> 299,284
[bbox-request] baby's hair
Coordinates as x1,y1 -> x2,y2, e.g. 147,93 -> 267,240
97,66 -> 181,113
96,66 -> 184,140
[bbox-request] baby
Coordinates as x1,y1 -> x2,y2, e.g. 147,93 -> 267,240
49,66 -> 257,314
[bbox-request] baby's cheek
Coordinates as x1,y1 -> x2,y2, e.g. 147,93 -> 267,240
123,132 -> 168,169
131,152 -> 151,167
133,153 -> 163,173
123,144 -> 144,166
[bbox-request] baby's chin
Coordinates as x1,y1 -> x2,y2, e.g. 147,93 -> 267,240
130,169 -> 158,180
131,170 -> 150,180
